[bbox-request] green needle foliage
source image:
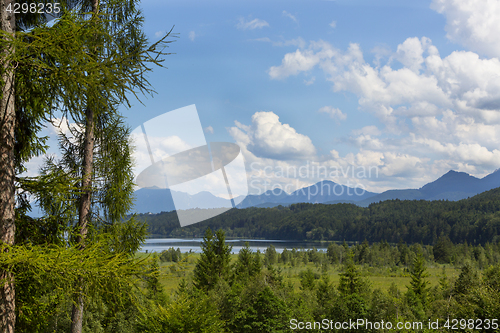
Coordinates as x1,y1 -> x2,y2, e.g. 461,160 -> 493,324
1,1 -> 176,331
193,228 -> 232,292
409,252 -> 430,300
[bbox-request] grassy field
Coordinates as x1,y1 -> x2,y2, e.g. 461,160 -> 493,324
148,252 -> 462,297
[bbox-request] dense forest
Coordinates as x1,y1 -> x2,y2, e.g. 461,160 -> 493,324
140,187 -> 500,245
140,229 -> 500,333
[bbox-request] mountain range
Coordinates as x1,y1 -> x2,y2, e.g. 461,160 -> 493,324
131,169 -> 500,213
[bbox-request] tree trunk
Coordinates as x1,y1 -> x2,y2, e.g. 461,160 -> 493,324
70,1 -> 99,331
70,104 -> 94,333
0,1 -> 16,332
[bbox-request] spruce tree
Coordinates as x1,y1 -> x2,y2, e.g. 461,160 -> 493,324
193,228 -> 232,291
338,251 -> 364,295
408,252 -> 429,304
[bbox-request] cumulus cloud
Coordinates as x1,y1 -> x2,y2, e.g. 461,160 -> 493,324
395,37 -> 431,73
318,106 -> 347,121
329,21 -> 336,28
226,111 -> 440,194
268,48 -> 322,79
228,111 -> 316,160
431,0 -> 500,58
371,45 -> 392,67
269,37 -> 500,123
267,30 -> 500,184
130,131 -> 192,179
236,17 -> 269,30
204,126 -> 214,134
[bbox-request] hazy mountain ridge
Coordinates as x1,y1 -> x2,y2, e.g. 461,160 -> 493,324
130,169 -> 500,213
236,180 -> 377,208
353,169 -> 500,207
141,186 -> 500,244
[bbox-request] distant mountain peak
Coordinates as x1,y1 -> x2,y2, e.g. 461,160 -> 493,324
442,170 -> 470,177
315,179 -> 338,185
419,169 -> 481,195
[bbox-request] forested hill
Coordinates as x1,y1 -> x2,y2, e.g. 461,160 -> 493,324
138,187 -> 500,245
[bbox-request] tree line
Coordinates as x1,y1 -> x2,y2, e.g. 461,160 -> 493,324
141,187 -> 500,245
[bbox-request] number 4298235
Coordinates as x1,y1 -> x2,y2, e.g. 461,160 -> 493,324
6,2 -> 61,14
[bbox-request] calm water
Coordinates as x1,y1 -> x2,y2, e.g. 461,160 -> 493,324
141,238 -> 333,254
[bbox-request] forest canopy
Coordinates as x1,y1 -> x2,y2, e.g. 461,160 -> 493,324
140,187 -> 500,245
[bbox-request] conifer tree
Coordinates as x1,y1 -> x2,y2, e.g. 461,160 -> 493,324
233,242 -> 261,282
0,2 -> 16,331
0,1 -> 174,330
338,252 -> 364,295
408,252 -> 429,304
193,228 -> 232,291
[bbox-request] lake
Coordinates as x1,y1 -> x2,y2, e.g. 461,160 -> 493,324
140,238 -> 336,254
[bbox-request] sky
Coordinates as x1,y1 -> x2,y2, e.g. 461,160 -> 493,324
31,0 -> 500,197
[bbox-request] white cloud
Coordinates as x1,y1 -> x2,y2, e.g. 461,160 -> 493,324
22,155 -> 48,177
268,48 -> 322,79
50,117 -> 83,137
283,10 -> 297,23
395,37 -> 431,73
204,126 -> 214,134
155,30 -> 164,38
268,32 -> 500,184
329,21 -> 336,28
431,0 -> 500,58
236,17 -> 269,30
330,149 -> 340,159
130,132 -> 192,179
226,113 -> 456,193
318,106 -> 347,121
228,111 -> 316,160
189,31 -> 196,41
269,37 -> 500,123
379,152 -> 427,177
371,45 -> 392,67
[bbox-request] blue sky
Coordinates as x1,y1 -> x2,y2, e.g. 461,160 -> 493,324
35,0 -> 500,196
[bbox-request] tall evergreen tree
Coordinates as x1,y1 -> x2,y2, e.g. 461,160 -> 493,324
193,228 -> 232,291
0,1 -> 173,330
46,1 -> 175,330
408,252 -> 429,305
233,242 -> 261,282
0,2 -> 16,331
338,252 -> 365,295
1,2 -> 59,330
